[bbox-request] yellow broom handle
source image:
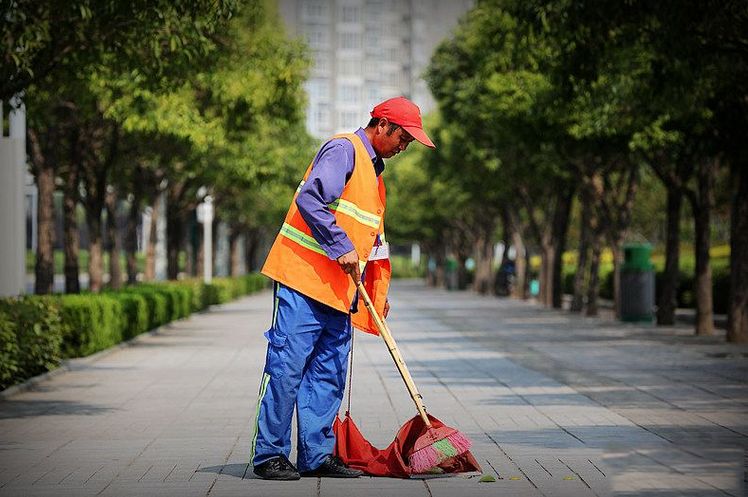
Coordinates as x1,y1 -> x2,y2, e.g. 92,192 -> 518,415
354,278 -> 431,427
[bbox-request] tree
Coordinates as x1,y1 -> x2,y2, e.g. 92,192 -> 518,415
21,0 -> 238,293
425,3 -> 563,300
535,0 -> 743,334
728,164 -> 748,342
2,0 -> 236,100
101,0 -> 311,280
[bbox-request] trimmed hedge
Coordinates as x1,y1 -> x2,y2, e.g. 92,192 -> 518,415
0,297 -> 64,390
106,292 -> 149,340
176,279 -> 208,312
0,273 -> 270,391
202,275 -> 267,306
58,294 -> 123,357
119,288 -> 168,329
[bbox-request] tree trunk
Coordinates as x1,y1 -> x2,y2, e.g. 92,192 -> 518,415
611,242 -> 623,319
499,207 -> 512,268
167,209 -> 184,280
457,252 -> 469,290
431,248 -> 445,288
87,210 -> 104,292
229,227 -> 242,276
551,190 -> 573,308
62,128 -> 82,294
29,128 -> 56,295
248,230 -> 261,272
62,167 -> 80,294
571,192 -> 592,312
539,244 -> 555,306
210,217 -> 224,278
657,186 -> 681,325
691,159 -> 715,336
125,194 -> 140,285
34,163 -> 55,294
586,232 -> 603,317
212,218 -> 219,278
195,226 -> 204,278
511,228 -> 527,299
185,240 -> 195,277
144,197 -> 159,281
727,163 -> 748,342
472,221 -> 496,295
184,213 -> 195,277
79,122 -> 116,292
105,189 -> 122,289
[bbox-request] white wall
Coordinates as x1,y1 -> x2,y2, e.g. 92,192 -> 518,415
0,97 -> 28,297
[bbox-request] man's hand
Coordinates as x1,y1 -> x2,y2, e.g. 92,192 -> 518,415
337,249 -> 360,283
383,300 -> 390,319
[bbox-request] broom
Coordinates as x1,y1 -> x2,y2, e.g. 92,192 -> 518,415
352,277 -> 472,472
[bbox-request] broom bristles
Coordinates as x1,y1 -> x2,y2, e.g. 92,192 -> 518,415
409,430 -> 472,473
409,445 -> 440,473
446,431 -> 472,453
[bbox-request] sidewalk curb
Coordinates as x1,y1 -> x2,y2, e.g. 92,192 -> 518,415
0,306 -> 220,401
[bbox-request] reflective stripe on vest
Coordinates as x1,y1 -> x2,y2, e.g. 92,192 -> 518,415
279,223 -> 327,257
296,180 -> 381,229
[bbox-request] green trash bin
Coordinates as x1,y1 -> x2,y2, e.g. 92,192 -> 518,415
620,243 -> 655,322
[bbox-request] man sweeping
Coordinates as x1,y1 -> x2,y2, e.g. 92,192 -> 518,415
252,97 -> 435,480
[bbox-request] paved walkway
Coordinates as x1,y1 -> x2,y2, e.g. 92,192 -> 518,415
1,280 -> 745,496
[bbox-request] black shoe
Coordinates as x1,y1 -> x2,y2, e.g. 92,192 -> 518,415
253,455 -> 301,480
300,455 -> 363,478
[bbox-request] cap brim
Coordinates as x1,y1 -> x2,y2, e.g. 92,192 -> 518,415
402,125 -> 435,148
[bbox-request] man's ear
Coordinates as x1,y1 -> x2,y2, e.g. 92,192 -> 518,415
377,117 -> 389,133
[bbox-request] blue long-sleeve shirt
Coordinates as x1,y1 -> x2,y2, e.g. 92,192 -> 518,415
296,128 -> 385,260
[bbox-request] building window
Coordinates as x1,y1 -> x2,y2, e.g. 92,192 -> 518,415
364,27 -> 382,47
312,51 -> 330,73
316,104 -> 331,128
303,1 -> 327,20
339,84 -> 360,104
305,27 -> 329,49
384,47 -> 399,62
365,0 -> 384,18
340,111 -> 360,129
306,78 -> 331,100
365,81 -> 380,101
338,58 -> 361,77
339,32 -> 361,50
382,23 -> 401,38
340,5 -> 360,23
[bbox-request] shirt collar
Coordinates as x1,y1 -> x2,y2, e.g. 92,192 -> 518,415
355,127 -> 385,176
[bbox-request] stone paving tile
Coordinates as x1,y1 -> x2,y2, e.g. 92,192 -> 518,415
0,483 -> 106,497
1,280 -> 746,496
323,477 -> 431,497
209,477 -> 317,496
97,481 -> 214,497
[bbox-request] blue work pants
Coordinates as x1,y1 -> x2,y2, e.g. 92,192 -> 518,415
251,282 -> 351,472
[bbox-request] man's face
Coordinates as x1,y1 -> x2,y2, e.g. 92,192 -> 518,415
372,119 -> 415,158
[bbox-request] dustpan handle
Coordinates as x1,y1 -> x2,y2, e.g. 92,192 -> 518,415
353,277 -> 432,428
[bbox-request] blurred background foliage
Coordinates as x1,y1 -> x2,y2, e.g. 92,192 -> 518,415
4,0 -> 746,342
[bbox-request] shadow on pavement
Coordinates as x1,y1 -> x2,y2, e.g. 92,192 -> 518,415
0,399 -> 116,419
197,463 -> 252,479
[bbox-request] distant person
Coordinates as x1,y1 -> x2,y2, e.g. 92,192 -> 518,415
252,97 -> 435,480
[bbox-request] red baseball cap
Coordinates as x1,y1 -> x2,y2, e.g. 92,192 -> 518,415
370,96 -> 435,148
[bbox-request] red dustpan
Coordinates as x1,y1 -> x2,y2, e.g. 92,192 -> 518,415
334,277 -> 481,478
334,411 -> 481,478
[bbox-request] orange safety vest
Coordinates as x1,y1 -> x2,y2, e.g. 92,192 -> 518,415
261,133 -> 391,335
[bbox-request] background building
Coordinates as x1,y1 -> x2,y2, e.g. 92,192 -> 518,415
278,0 -> 473,138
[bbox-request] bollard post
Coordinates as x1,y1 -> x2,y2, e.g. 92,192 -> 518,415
197,196 -> 214,284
